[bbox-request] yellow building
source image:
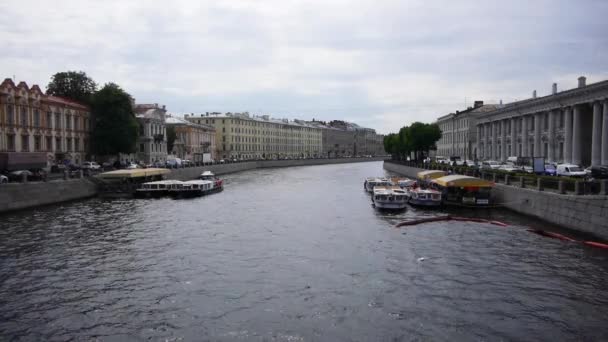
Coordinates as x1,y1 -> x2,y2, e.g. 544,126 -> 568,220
185,112 -> 322,160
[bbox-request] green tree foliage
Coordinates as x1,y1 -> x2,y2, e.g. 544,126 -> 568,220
46,71 -> 97,105
384,122 -> 442,160
91,83 -> 139,157
166,125 -> 177,154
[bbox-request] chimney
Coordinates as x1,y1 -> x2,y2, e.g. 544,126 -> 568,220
499,99 -> 503,107
532,90 -> 537,98
473,100 -> 483,108
578,76 -> 586,88
552,83 -> 557,95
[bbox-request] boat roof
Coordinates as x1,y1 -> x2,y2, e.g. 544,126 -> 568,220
432,175 -> 494,187
417,170 -> 447,179
98,168 -> 170,179
200,171 -> 215,176
184,180 -> 214,184
411,188 -> 441,194
374,186 -> 406,193
142,180 -> 183,185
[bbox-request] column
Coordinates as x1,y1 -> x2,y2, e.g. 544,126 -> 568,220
492,122 -> 498,160
591,101 -> 602,166
485,123 -> 490,159
510,117 -> 517,157
572,105 -> 583,165
476,125 -> 481,160
548,109 -> 556,162
564,107 -> 572,163
603,101 -> 608,165
521,115 -> 528,157
500,120 -> 506,161
534,113 -> 541,157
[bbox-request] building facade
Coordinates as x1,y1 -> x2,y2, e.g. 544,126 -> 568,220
476,77 -> 608,166
185,112 -> 323,160
0,78 -> 90,170
309,120 -> 385,158
166,115 -> 216,161
133,103 -> 167,164
435,101 -> 498,160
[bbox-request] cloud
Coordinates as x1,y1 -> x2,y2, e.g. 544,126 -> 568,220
1,0 -> 607,134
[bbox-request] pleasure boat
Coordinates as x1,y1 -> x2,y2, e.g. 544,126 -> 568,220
135,180 -> 184,198
364,177 -> 393,192
393,178 -> 417,191
372,186 -> 408,210
199,171 -> 224,192
408,188 -> 442,207
169,180 -> 215,198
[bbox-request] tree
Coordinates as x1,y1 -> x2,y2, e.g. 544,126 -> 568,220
46,71 -> 97,104
385,122 -> 441,161
91,83 -> 139,157
166,126 -> 177,154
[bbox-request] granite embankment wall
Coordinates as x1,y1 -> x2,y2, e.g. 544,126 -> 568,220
167,157 -> 387,181
383,161 -> 608,240
0,158 -> 387,213
0,178 -> 97,213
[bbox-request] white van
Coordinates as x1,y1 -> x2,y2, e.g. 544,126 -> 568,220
556,164 -> 586,177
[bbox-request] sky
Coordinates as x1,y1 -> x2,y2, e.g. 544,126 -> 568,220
1,0 -> 607,134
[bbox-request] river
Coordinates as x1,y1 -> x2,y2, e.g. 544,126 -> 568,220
1,161 -> 607,341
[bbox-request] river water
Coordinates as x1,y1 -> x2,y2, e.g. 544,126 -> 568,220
1,161 -> 607,341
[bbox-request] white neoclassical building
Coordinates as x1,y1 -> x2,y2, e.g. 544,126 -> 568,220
476,77 -> 608,166
133,103 -> 167,164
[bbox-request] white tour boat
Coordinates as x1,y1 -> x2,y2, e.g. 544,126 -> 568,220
135,180 -> 184,198
372,186 -> 408,210
199,171 -> 224,192
408,188 -> 442,207
364,177 -> 393,192
169,180 -> 215,198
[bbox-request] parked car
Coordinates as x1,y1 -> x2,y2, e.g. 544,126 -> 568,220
9,170 -> 33,182
544,164 -> 557,176
498,164 -> 520,173
0,174 -> 8,184
589,165 -> 608,179
556,164 -> 586,177
481,160 -> 501,170
82,161 -> 101,170
126,163 -> 140,169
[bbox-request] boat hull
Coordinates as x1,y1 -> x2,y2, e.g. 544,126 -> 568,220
374,201 -> 407,210
408,198 -> 442,207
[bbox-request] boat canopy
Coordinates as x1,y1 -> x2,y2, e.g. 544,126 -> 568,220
98,168 -> 170,179
417,170 -> 447,180
432,175 -> 494,188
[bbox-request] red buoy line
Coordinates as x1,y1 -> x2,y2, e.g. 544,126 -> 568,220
395,216 -> 608,250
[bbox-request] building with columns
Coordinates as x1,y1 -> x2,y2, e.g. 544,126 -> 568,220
435,101 -> 499,160
0,78 -> 91,170
476,77 -> 608,166
133,103 -> 168,164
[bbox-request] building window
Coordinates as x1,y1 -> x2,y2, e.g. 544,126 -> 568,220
544,113 -> 549,130
34,110 -> 40,127
47,112 -> 53,129
46,136 -> 53,151
21,107 -> 28,126
83,139 -> 88,152
56,137 -> 62,152
75,138 -> 80,151
55,113 -> 61,129
22,135 -> 29,151
66,115 -> 71,130
67,138 -> 72,151
74,117 -> 79,130
559,112 -> 564,129
140,144 -> 144,152
7,135 -> 15,151
34,136 -> 41,151
559,142 -> 564,160
543,142 -> 548,157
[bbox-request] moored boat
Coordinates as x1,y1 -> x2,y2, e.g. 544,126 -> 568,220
430,175 -> 494,207
135,180 -> 184,198
408,188 -> 442,207
364,177 -> 393,192
372,186 -> 408,210
169,180 -> 215,198
199,171 -> 224,192
416,170 -> 447,187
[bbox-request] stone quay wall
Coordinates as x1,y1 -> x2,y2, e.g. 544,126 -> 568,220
0,178 -> 97,213
167,157 -> 387,180
0,157 -> 387,213
383,161 -> 608,240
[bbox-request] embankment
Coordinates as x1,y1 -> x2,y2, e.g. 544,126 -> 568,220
0,178 -> 97,213
383,161 -> 608,239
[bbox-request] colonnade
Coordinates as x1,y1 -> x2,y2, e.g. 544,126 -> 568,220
477,100 -> 608,166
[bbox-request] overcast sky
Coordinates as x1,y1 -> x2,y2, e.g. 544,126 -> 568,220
1,0 -> 607,133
